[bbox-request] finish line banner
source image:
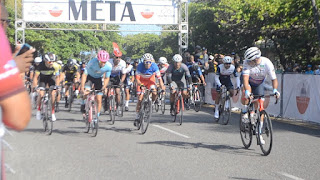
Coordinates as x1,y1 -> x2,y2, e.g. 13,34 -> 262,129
23,0 -> 178,24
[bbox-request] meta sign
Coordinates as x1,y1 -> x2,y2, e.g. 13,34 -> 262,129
23,0 -> 178,24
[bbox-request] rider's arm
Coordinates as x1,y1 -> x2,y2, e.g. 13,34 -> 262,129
233,67 -> 240,88
75,71 -> 80,82
215,66 -> 222,87
102,73 -> 110,90
53,63 -> 60,86
81,73 -> 87,91
182,64 -> 192,84
266,60 -> 278,91
242,75 -> 250,91
159,64 -> 169,74
154,66 -> 165,90
32,71 -> 40,88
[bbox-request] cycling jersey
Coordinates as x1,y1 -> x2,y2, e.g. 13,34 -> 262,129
124,65 -> 134,87
35,62 -> 60,78
242,57 -> 276,86
187,62 -> 203,77
167,63 -> 192,83
25,65 -> 34,78
159,63 -> 169,74
108,58 -> 126,77
136,62 -> 161,91
84,58 -> 112,78
215,64 -> 240,90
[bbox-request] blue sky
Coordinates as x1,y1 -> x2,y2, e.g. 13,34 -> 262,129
119,25 -> 162,36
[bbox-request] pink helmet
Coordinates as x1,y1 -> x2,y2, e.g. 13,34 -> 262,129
97,50 -> 110,62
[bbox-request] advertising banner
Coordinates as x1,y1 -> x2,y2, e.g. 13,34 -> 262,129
23,0 -> 178,24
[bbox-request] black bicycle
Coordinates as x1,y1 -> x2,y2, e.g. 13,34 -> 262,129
65,82 -> 74,112
40,87 -> 54,135
215,85 -> 232,125
240,94 -> 278,156
118,86 -> 125,117
154,87 -> 165,114
137,87 -> 152,134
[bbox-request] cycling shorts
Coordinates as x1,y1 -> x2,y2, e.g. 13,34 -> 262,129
137,78 -> 156,94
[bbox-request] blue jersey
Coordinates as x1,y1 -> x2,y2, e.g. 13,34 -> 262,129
136,62 -> 161,79
187,63 -> 202,76
84,58 -> 112,78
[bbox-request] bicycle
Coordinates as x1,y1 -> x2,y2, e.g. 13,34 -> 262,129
172,88 -> 186,125
83,89 -> 100,137
24,77 -> 32,94
40,87 -> 55,135
155,87 -> 166,114
105,85 -> 118,125
65,82 -> 75,112
188,83 -> 202,112
118,86 -> 125,117
136,86 -> 152,134
215,85 -> 232,125
240,93 -> 278,156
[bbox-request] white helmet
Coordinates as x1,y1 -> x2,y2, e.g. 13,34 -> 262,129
223,56 -> 233,64
244,47 -> 261,61
142,53 -> 154,61
34,57 -> 42,63
57,60 -> 62,65
159,57 -> 167,64
209,55 -> 214,60
172,54 -> 182,62
72,59 -> 77,64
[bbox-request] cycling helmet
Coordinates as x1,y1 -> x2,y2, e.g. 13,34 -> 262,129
244,47 -> 261,61
113,48 -> 122,57
159,57 -> 167,64
192,63 -> 199,70
97,50 -> 110,62
34,57 -> 42,63
223,56 -> 233,64
142,53 -> 154,61
67,59 -> 74,67
209,55 -> 214,60
44,52 -> 56,62
57,60 -> 62,65
172,54 -> 183,63
134,59 -> 139,63
124,57 -> 131,64
307,64 -> 312,68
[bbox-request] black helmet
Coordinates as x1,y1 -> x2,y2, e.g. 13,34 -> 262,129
192,63 -> 199,70
134,59 -> 139,63
67,58 -> 73,67
125,57 -> 131,64
81,60 -> 86,65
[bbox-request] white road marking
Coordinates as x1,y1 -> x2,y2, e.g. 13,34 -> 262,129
279,172 -> 304,180
152,125 -> 190,139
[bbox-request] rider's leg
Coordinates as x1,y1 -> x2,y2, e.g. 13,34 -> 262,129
214,86 -> 221,118
96,94 -> 102,117
115,87 -> 121,107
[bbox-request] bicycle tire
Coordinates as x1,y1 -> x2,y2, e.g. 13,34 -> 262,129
221,98 -> 231,125
194,89 -> 201,112
160,94 -> 165,114
42,100 -> 47,132
155,98 -> 159,113
84,114 -> 90,133
173,97 -> 178,122
91,101 -> 98,137
179,95 -> 183,125
240,112 -> 252,149
137,101 -> 144,131
109,96 -> 116,125
258,110 -> 273,156
119,89 -> 125,117
46,94 -> 53,135
141,98 -> 151,134
68,86 -> 73,112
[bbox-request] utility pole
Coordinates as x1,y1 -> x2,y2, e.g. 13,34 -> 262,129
311,0 -> 320,45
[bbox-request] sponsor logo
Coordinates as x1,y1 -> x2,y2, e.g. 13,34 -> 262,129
49,6 -> 63,17
296,81 -> 310,114
141,9 -> 154,19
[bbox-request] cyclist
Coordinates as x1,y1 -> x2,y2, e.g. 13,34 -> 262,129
61,59 -> 80,108
55,60 -> 64,111
167,54 -> 193,116
214,56 -> 240,119
124,57 -> 134,111
32,52 -> 60,121
80,50 -> 112,118
158,57 -> 169,84
106,49 -> 126,115
187,55 -> 206,86
134,53 -> 165,126
241,47 -> 280,144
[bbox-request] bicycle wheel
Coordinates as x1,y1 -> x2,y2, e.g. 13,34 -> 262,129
194,89 -> 201,112
84,114 -> 90,133
160,94 -> 165,115
42,100 -> 47,132
221,98 -> 231,125
154,97 -> 159,113
91,101 -> 98,137
68,86 -> 73,112
179,96 -> 183,125
119,89 -> 125,117
46,95 -> 53,135
258,110 -> 273,156
240,112 -> 252,149
173,98 -> 178,122
140,99 -> 151,134
109,96 -> 116,125
137,101 -> 144,131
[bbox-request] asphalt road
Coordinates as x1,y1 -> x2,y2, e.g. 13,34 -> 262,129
4,98 -> 320,180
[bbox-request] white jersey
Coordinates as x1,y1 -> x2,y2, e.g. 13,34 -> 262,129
243,57 -> 276,86
109,59 -> 126,77
215,64 -> 240,88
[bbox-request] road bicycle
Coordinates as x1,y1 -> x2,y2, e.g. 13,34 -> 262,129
172,88 -> 186,125
40,87 -> 55,135
136,87 -> 152,134
153,87 -> 166,114
215,85 -> 234,125
83,89 -> 100,137
240,93 -> 278,156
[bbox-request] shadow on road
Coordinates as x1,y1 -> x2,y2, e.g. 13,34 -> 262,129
139,140 -> 261,157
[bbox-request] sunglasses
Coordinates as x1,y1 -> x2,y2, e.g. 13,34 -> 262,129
225,63 -> 231,65
115,57 -> 121,59
144,61 -> 152,64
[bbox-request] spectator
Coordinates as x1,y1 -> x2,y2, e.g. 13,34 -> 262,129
315,65 -> 320,75
194,45 -> 202,63
305,64 -> 314,74
1,3 -> 35,74
292,63 -> 302,73
207,55 -> 217,73
200,47 -> 209,70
